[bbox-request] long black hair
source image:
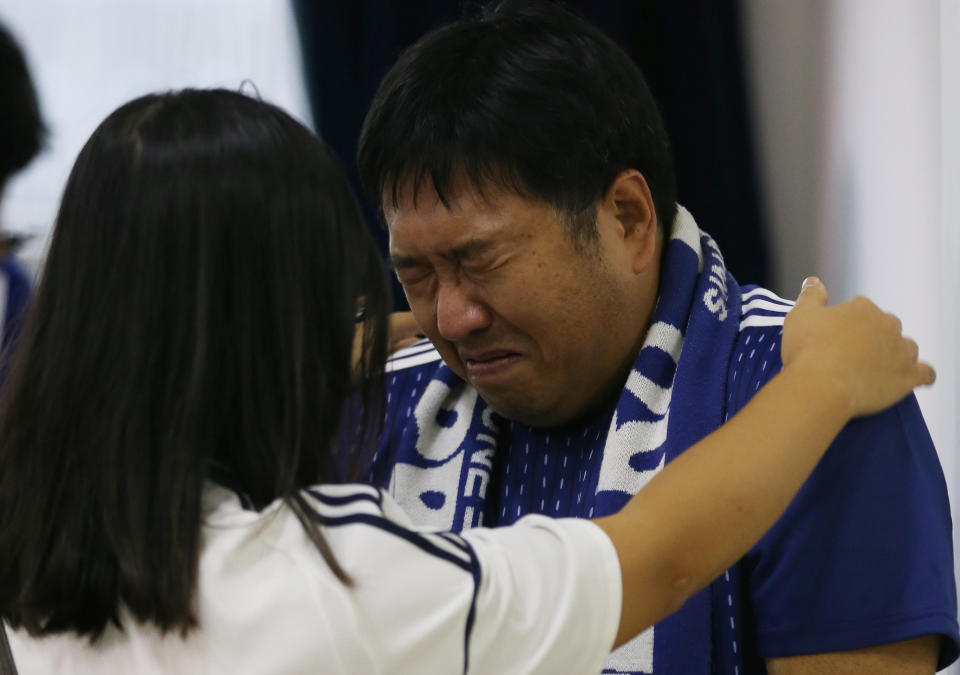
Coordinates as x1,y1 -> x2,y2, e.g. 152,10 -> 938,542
0,89 -> 388,638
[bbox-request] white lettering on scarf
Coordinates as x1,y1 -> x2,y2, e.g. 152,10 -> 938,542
462,406 -> 499,527
702,237 -> 728,322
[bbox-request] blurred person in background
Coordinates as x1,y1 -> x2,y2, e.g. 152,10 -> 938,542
0,20 -> 41,375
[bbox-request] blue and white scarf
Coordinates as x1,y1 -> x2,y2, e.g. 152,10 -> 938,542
380,207 -> 742,673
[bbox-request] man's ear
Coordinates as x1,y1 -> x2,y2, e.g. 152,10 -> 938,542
603,169 -> 659,274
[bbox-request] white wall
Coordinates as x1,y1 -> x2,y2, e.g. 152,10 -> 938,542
740,0 -> 829,301
743,1 -> 959,670
0,0 -> 310,275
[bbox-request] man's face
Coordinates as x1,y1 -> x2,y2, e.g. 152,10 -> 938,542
385,178 -> 657,427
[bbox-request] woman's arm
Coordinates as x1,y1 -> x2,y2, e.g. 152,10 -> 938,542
594,279 -> 935,647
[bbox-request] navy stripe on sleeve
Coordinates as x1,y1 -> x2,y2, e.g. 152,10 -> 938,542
460,541 -> 482,675
302,485 -> 482,673
435,531 -> 474,557
305,487 -> 383,508
308,511 -> 475,573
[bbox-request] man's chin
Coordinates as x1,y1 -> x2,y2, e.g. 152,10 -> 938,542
475,389 -> 570,428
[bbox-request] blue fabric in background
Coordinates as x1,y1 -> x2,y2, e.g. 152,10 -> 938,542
0,254 -> 31,382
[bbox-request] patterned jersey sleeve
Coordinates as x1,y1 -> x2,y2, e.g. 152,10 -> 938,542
729,287 -> 959,668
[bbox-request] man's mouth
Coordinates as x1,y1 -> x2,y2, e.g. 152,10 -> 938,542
461,350 -> 522,381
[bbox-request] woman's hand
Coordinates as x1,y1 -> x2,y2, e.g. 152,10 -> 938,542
781,277 -> 935,418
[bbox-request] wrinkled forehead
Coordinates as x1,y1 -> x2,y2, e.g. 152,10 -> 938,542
383,174 -> 512,233
383,172 -> 569,257
382,164 -> 536,217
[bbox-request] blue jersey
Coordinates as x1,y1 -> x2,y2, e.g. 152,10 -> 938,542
0,255 -> 31,351
364,285 -> 959,673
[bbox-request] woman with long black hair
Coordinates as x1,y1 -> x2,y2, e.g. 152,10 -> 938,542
0,89 -> 932,674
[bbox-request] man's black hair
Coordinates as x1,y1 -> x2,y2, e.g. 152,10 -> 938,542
357,0 -> 677,241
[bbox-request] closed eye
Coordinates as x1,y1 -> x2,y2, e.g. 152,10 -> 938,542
394,266 -> 433,286
462,254 -> 510,277
390,253 -> 428,282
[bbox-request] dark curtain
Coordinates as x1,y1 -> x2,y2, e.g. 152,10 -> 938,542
293,0 -> 769,310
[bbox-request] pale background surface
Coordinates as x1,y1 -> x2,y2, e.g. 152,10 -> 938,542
0,0 -> 311,273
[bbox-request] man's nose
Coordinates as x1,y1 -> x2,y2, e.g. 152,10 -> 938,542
435,281 -> 492,341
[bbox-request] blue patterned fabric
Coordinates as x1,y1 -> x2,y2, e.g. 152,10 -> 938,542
0,254 -> 31,383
